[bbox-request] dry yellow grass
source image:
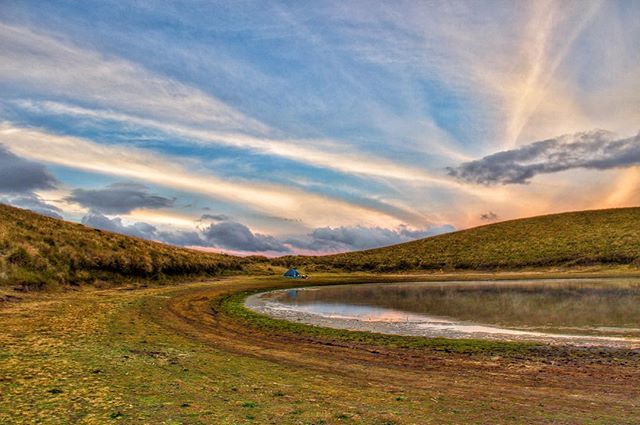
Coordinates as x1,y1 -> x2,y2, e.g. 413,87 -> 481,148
0,204 -> 258,289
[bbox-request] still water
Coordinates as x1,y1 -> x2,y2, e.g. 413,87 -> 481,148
245,279 -> 640,347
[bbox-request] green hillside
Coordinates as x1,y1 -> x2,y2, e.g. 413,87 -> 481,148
0,204 -> 252,289
3,204 -> 640,289
276,207 -> 640,272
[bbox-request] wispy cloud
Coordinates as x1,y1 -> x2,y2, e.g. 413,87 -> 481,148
322,1 -> 629,151
1,2 -> 639,252
1,24 -> 469,186
12,98 -> 464,188
0,123 -> 418,228
499,0 -> 603,149
0,23 -> 267,134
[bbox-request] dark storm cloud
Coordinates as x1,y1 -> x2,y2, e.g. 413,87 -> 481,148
67,182 -> 175,214
202,221 -> 290,252
287,224 -> 454,252
0,145 -> 57,193
447,130 -> 640,185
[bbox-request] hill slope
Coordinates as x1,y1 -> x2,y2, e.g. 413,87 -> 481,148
0,204 -> 251,289
277,207 -> 640,272
3,204 -> 640,289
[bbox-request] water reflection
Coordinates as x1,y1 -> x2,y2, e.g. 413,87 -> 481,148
278,302 -> 423,322
248,279 -> 640,346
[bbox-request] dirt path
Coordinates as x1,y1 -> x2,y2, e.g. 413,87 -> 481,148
1,276 -> 640,424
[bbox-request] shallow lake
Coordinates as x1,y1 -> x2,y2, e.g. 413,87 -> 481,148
245,279 -> 640,347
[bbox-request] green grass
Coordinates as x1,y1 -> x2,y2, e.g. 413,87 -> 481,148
275,207 -> 640,272
3,279 -> 638,424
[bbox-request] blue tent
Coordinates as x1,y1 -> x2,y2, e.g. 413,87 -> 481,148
283,267 -> 301,278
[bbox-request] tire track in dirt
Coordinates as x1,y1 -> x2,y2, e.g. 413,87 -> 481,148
147,278 -> 640,417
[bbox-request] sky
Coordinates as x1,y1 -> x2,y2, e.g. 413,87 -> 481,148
1,0 -> 639,255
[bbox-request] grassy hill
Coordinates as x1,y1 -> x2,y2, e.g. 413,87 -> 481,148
3,204 -> 640,289
275,207 -> 640,272
0,204 -> 254,290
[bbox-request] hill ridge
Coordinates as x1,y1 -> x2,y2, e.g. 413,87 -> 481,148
2,203 -> 640,288
0,203 -> 251,289
274,206 -> 640,272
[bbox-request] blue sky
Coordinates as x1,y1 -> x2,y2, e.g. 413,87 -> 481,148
1,1 -> 639,254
